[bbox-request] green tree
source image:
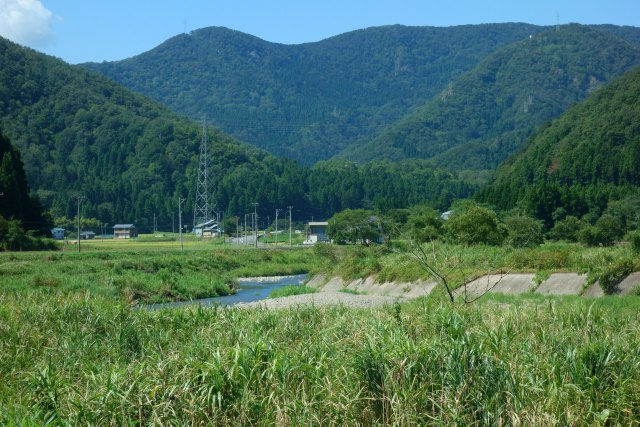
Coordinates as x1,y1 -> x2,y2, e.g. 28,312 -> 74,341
504,216 -> 544,248
406,206 -> 443,242
444,203 -> 505,245
548,216 -> 584,242
328,209 -> 383,245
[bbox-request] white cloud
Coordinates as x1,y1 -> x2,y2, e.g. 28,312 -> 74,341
0,0 -> 53,47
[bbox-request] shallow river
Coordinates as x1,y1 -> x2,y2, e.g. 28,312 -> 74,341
147,274 -> 308,309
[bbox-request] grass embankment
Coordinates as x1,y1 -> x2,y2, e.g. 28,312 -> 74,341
0,247 -> 317,304
269,285 -> 317,298
315,242 -> 640,291
1,292 -> 639,425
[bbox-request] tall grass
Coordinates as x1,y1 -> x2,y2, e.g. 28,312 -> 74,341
0,247 -> 319,303
1,291 -> 639,425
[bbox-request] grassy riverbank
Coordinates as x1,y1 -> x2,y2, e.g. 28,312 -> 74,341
315,242 -> 640,291
1,291 -> 639,425
0,247 -> 317,304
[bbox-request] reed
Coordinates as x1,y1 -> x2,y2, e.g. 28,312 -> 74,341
1,291 -> 639,425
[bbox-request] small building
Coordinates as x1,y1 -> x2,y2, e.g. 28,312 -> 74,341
51,228 -> 65,240
305,221 -> 329,244
113,224 -> 138,239
194,219 -> 219,238
79,231 -> 96,240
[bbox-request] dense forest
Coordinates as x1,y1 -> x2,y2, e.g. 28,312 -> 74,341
0,36 -> 472,232
340,25 -> 640,176
83,24 -> 546,165
478,65 -> 640,227
84,24 -> 640,166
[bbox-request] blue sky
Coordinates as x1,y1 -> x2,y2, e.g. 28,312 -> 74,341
1,0 -> 638,64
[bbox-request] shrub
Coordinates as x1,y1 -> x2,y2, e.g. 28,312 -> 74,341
504,216 -> 544,248
579,215 -> 624,247
548,216 -> 583,242
406,207 -> 443,242
599,258 -> 635,294
628,230 -> 640,254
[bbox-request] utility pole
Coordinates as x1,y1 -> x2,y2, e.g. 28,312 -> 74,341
288,205 -> 293,247
252,202 -> 258,247
244,213 -> 249,245
76,195 -> 85,252
275,209 -> 281,246
178,197 -> 185,250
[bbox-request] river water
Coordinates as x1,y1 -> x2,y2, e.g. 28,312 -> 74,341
147,274 -> 308,310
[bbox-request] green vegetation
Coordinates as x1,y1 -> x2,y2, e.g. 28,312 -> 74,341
0,246 -> 317,304
268,285 -> 317,299
0,131 -> 54,250
342,25 -> 640,174
84,24 -> 546,165
0,36 -> 475,231
479,64 -> 640,236
314,241 -> 640,293
1,291 -> 640,424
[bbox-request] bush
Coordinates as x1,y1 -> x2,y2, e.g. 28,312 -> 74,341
504,216 -> 544,248
579,215 -> 624,247
548,216 -> 583,242
628,230 -> 640,254
599,258 -> 635,294
406,207 -> 443,242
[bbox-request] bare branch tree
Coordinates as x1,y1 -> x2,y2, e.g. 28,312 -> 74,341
406,237 -> 511,304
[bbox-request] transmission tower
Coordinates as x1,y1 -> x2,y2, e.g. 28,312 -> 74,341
193,121 -> 212,226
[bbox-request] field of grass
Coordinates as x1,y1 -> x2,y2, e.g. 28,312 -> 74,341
0,245 -> 318,304
2,241 -> 640,423
1,291 -> 639,425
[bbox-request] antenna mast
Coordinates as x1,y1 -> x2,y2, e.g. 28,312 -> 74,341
193,121 -> 212,226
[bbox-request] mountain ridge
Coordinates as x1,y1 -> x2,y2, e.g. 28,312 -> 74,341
83,23 -> 548,165
337,24 -> 640,174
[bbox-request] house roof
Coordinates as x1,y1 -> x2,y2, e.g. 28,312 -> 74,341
51,228 -> 65,232
309,221 -> 329,226
80,231 -> 96,235
194,219 -> 217,228
113,224 -> 136,229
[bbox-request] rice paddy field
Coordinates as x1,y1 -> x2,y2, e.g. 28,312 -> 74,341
1,241 -> 640,425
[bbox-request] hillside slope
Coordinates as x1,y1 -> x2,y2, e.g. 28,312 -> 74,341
478,65 -> 640,225
0,37 -> 475,229
0,36 -> 315,228
83,24 -> 545,165
339,25 -> 640,174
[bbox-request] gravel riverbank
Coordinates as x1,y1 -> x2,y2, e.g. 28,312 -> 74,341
235,291 -> 401,309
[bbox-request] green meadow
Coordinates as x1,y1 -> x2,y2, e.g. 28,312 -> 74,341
1,240 -> 640,425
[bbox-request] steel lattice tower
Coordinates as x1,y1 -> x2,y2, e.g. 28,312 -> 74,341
193,121 -> 212,226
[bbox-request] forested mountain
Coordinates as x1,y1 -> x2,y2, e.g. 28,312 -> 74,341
478,65 -> 640,226
0,37 -> 473,231
339,25 -> 640,175
83,24 -> 546,165
0,131 -> 50,232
